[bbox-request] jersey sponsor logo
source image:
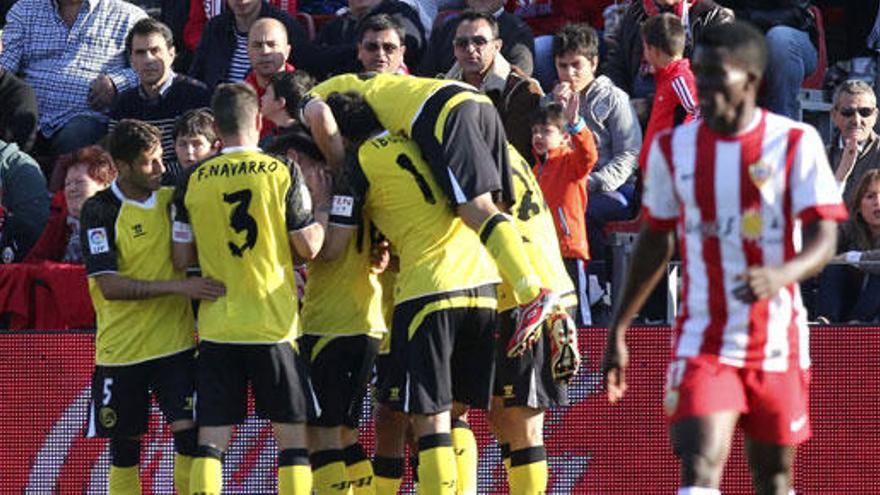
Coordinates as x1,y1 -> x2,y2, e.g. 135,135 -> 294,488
741,208 -> 763,241
331,195 -> 354,217
195,159 -> 279,182
87,228 -> 110,255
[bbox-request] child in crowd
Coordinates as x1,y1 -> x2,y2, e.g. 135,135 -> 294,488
172,108 -> 221,177
531,87 -> 598,327
639,12 -> 699,169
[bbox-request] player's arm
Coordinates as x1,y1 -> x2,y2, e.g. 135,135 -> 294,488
170,170 -> 199,271
320,153 -> 369,261
93,273 -> 226,301
302,98 -> 346,171
287,161 -> 328,261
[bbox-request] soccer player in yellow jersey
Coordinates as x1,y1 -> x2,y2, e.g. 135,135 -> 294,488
80,120 -> 226,495
171,84 -> 327,495
323,92 -> 501,495
488,142 -> 582,495
266,127 -> 384,495
290,72 -> 558,356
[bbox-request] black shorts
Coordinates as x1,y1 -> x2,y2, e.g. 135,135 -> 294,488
563,257 -> 592,328
299,334 -> 380,428
88,348 -> 195,438
195,340 -> 315,426
493,309 -> 569,409
378,284 -> 497,415
411,86 -> 515,207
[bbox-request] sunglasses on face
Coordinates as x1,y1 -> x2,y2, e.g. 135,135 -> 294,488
363,41 -> 399,53
453,35 -> 492,49
838,106 -> 876,118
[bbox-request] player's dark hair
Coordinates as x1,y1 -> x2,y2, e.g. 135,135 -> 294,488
641,13 -> 685,58
697,20 -> 767,76
172,108 -> 217,143
325,91 -> 383,145
211,83 -> 259,137
268,70 -> 317,119
553,23 -> 599,60
105,119 -> 162,165
531,103 -> 566,130
357,13 -> 405,44
265,123 -> 324,162
455,11 -> 500,39
125,17 -> 174,55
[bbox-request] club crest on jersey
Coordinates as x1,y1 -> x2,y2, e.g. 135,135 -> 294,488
99,406 -> 117,428
87,228 -> 110,254
748,160 -> 772,188
741,208 -> 763,241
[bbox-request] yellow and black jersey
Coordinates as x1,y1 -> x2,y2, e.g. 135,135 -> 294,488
329,133 -> 500,304
80,183 -> 194,366
497,146 -> 575,313
307,73 -> 490,140
300,217 -> 386,338
173,146 -> 314,344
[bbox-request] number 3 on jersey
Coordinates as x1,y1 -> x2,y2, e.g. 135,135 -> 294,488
224,189 -> 259,257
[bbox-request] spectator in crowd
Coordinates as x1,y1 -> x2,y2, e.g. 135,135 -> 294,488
173,109 -> 221,172
530,98 -> 598,328
829,79 -> 880,206
603,0 -> 731,100
444,11 -> 543,159
260,70 -> 316,143
356,14 -> 410,74
0,0 -> 147,157
817,169 -> 880,324
189,0 -> 315,89
110,18 -> 212,184
24,146 -> 116,264
420,0 -> 535,77
244,18 -> 295,138
717,0 -> 817,119
0,68 -> 38,152
638,13 -> 700,169
314,0 -> 426,77
184,0 -> 302,55
0,139 -> 50,263
548,24 -> 642,261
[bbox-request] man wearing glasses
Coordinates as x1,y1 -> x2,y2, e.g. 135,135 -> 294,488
356,14 -> 409,74
830,79 -> 880,205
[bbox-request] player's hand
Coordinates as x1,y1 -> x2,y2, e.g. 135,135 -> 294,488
603,335 -> 629,404
302,163 -> 333,211
179,277 -> 226,301
370,239 -> 391,273
88,74 -> 117,111
733,266 -> 786,303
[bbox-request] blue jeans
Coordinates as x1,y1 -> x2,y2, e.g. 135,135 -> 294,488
817,265 -> 880,323
764,26 -> 817,119
48,115 -> 108,156
587,183 -> 636,260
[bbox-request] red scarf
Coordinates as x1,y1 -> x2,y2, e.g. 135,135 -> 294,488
642,0 -> 698,18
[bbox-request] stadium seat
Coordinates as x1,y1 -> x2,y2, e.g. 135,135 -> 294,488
294,12 -> 316,41
802,5 -> 827,90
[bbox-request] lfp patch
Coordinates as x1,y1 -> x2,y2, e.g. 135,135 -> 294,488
87,228 -> 110,255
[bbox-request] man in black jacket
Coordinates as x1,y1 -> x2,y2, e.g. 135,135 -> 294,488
189,0 -> 317,89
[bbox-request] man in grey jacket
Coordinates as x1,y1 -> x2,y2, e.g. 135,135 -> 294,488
546,23 -> 642,259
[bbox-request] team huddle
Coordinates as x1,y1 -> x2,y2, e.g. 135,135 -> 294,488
83,70 -> 580,495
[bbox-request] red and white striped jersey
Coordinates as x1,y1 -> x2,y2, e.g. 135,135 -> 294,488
642,110 -> 848,371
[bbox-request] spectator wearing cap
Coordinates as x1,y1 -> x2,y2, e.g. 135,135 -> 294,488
0,0 -> 147,157
444,11 -> 542,160
110,18 -> 211,184
357,14 -> 410,74
244,18 -> 295,139
829,79 -> 880,206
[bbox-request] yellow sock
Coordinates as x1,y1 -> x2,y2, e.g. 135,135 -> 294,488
500,443 -> 511,475
509,447 -> 548,495
189,447 -> 223,495
279,464 -> 313,494
311,449 -> 350,494
344,444 -> 375,495
174,454 -> 193,494
108,465 -> 140,495
373,456 -> 403,495
417,434 -> 457,495
479,214 -> 541,304
451,421 -> 477,495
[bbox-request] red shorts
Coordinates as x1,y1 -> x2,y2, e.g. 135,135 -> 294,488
663,356 -> 811,446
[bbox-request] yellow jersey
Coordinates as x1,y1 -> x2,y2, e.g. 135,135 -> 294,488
174,147 -> 314,344
497,146 -> 575,312
329,133 -> 500,304
300,217 -> 386,338
81,184 -> 194,365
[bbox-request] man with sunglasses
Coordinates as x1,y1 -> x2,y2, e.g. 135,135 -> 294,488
830,79 -> 880,206
357,14 -> 409,74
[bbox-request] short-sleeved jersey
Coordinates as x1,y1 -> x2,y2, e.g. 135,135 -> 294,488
642,110 -> 848,371
308,73 -> 487,139
330,133 -> 500,304
300,217 -> 386,338
173,147 -> 315,344
80,184 -> 194,366
496,145 -> 575,313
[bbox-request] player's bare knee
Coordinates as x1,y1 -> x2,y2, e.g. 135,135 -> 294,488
272,421 -> 308,450
457,194 -> 498,230
677,451 -> 725,488
451,401 -> 469,421
411,411 -> 450,437
198,425 -> 233,452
